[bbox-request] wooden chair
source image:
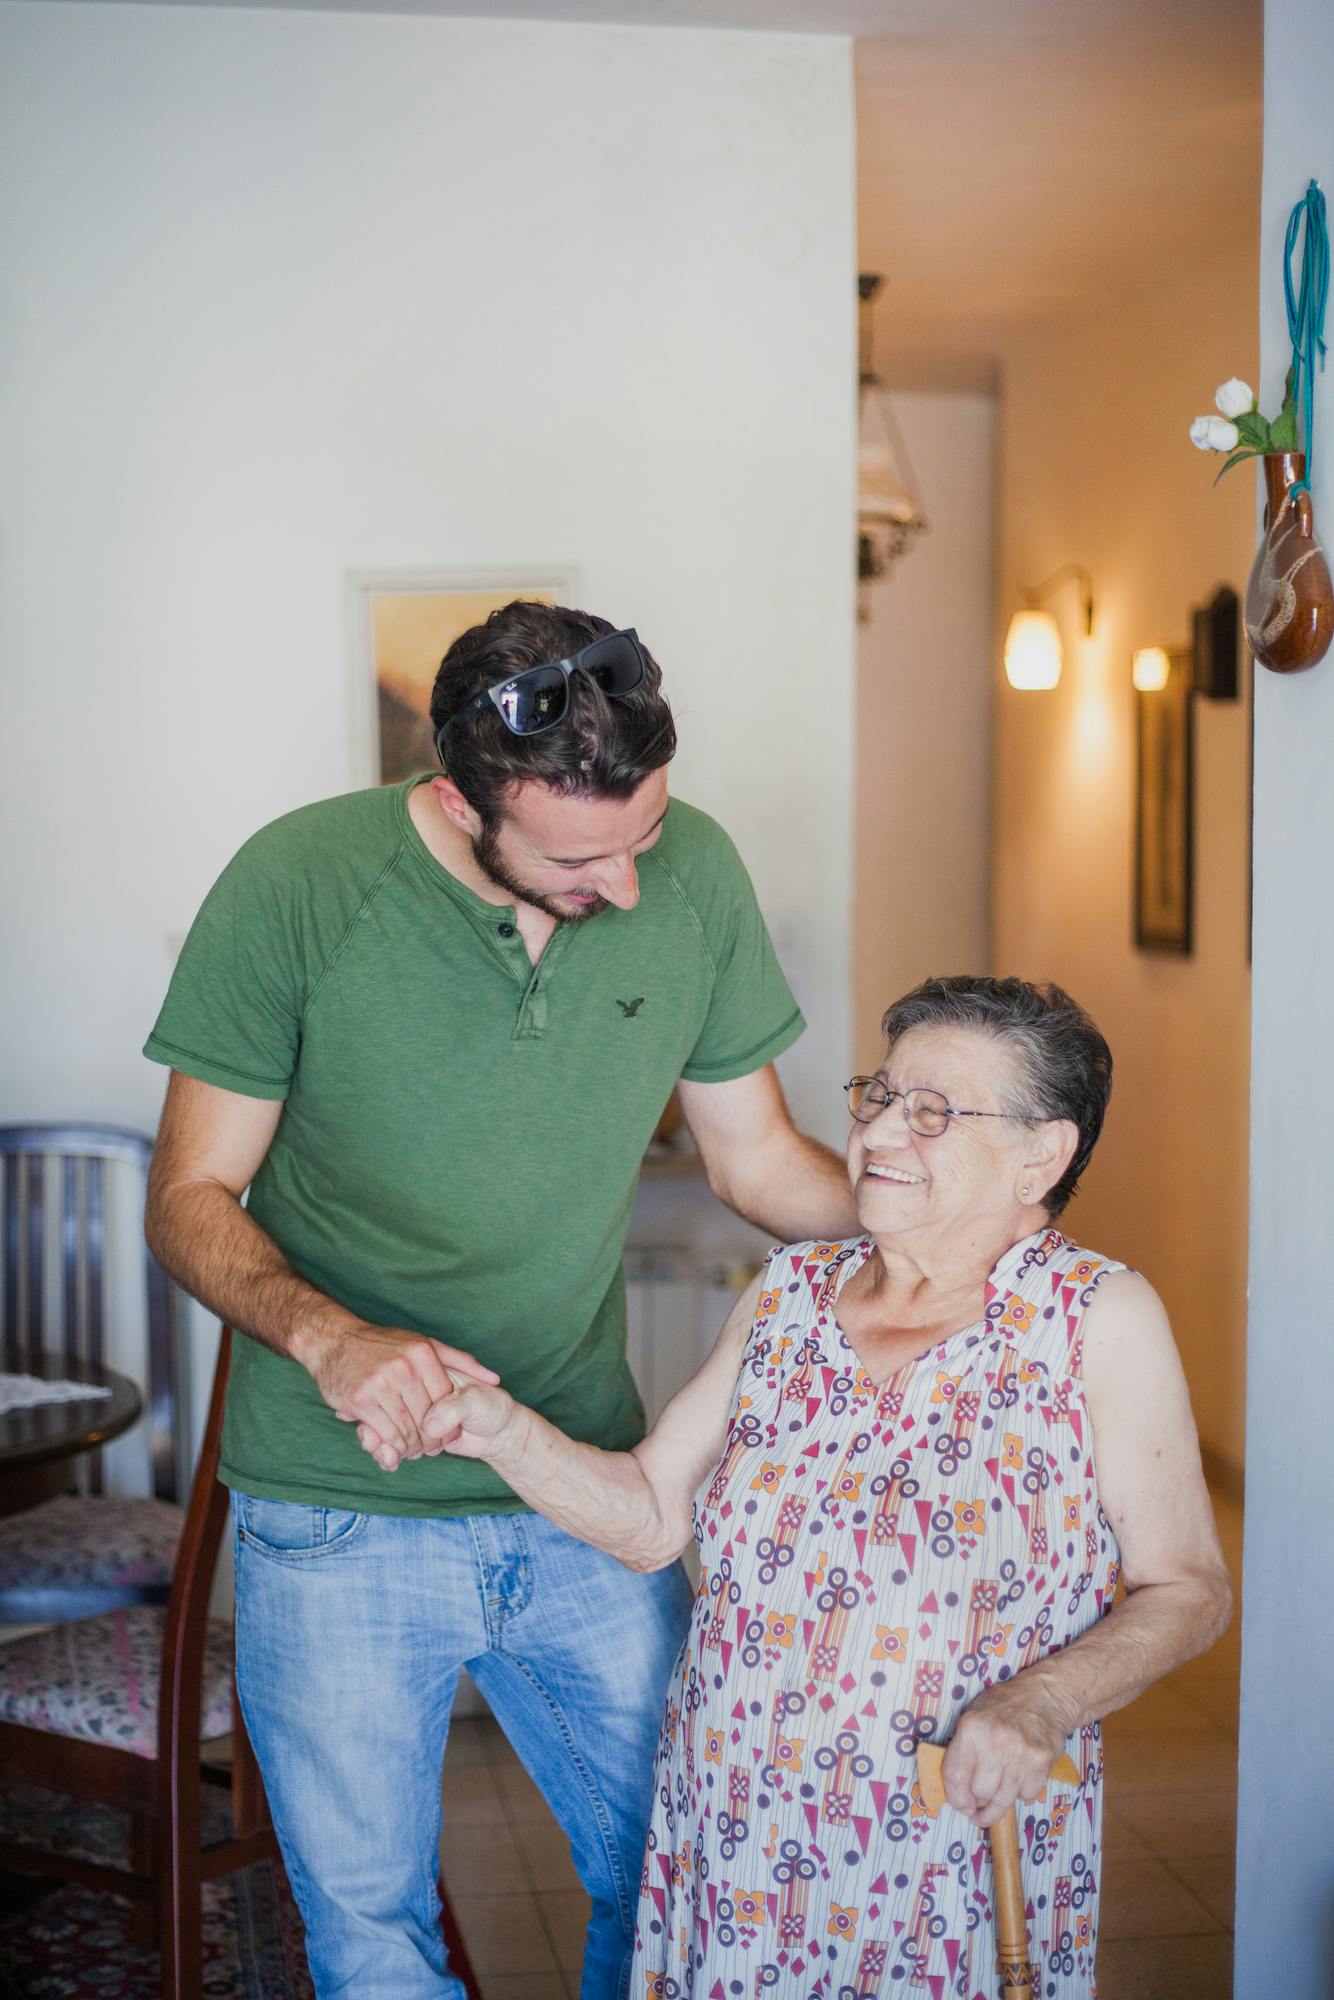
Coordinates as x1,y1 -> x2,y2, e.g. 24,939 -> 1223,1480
0,1325 -> 281,1996
0,1124 -> 185,1621
0,1323 -> 488,2000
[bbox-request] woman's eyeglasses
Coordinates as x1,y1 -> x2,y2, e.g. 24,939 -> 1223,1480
435,629 -> 647,754
843,1077 -> 1024,1139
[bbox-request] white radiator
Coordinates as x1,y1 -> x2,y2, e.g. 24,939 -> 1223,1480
624,1249 -> 757,1428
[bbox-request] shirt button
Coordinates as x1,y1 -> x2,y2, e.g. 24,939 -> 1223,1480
497,922 -> 516,938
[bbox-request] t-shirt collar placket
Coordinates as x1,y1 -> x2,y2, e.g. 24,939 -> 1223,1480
508,923 -> 575,1042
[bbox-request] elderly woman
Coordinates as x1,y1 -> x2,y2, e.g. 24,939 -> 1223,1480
372,975 -> 1231,1997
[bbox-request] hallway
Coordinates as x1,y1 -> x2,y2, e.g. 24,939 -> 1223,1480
1097,1485 -> 1241,1996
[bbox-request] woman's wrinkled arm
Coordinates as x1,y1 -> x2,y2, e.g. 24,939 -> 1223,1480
386,1274 -> 762,1572
943,1270 -> 1233,1825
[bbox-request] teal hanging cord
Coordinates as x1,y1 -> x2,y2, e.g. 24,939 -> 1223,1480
1283,179 -> 1328,494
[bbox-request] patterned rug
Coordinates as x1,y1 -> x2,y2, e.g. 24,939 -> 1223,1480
0,1784 -> 313,1999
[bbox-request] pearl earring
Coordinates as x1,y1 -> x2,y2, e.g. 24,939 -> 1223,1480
1020,1185 -> 1031,1200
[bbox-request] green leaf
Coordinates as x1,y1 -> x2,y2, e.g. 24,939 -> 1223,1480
1234,411 -> 1271,450
1284,362 -> 1298,408
1269,404 -> 1299,451
1212,447 -> 1259,486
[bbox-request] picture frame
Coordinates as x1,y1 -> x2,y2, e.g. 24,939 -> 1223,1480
346,567 -> 578,788
1133,645 -> 1194,954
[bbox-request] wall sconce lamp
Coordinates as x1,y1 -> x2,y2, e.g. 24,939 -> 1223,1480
1003,565 -> 1095,690
1131,646 -> 1171,693
1132,589 -> 1241,699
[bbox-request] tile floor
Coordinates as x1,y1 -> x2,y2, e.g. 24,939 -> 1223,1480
441,1486 -> 1244,1999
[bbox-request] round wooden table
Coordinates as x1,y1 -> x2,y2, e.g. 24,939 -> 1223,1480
0,1354 -> 142,1516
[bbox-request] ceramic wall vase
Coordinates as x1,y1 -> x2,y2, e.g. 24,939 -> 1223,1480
1244,452 -> 1334,673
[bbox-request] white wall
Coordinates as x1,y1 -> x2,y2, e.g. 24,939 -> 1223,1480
853,391 -> 995,1068
0,3 -> 856,1156
1235,0 -> 1334,1982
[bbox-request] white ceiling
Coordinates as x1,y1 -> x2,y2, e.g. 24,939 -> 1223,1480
55,0 -> 1263,391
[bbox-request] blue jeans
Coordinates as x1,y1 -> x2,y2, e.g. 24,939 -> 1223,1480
233,1495 -> 692,2000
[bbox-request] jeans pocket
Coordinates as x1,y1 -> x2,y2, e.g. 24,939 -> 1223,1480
236,1491 -> 367,1562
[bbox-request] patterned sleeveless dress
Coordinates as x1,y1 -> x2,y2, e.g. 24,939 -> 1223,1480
634,1227 -> 1126,2000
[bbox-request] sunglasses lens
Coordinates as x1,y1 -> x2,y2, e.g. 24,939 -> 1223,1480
574,632 -> 645,696
494,664 -> 569,734
472,631 -> 645,737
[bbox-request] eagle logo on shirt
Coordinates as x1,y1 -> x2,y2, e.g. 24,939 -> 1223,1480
616,997 -> 646,1018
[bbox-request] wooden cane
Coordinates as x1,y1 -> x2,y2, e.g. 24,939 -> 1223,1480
916,1741 -> 1080,2000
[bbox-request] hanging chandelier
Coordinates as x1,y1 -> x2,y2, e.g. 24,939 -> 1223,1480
857,273 -> 928,581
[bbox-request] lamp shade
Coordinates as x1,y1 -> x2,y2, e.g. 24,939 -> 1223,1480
856,271 -> 927,582
1132,646 -> 1170,692
858,425 -> 918,526
857,386 -> 926,578
1004,609 -> 1062,691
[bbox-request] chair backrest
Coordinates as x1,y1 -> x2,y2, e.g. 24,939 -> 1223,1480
156,1326 -> 273,1855
159,1323 -> 231,1767
0,1123 -> 182,1500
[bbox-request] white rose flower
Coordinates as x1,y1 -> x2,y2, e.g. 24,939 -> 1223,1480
1190,415 -> 1240,452
1214,378 -> 1255,420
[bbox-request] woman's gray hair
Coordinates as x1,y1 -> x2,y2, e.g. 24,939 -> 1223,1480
879,975 -> 1113,1219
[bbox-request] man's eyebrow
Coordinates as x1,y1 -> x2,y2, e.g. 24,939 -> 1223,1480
540,807 -> 668,865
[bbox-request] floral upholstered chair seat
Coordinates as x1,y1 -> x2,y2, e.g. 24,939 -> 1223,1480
0,1604 -> 233,1759
0,1495 -> 183,1618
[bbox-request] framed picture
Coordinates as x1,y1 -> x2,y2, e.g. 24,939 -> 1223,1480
1134,645 -> 1194,954
347,567 -> 577,787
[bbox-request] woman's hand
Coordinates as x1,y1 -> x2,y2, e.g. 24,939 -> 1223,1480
941,1677 -> 1076,1828
349,1371 -> 519,1473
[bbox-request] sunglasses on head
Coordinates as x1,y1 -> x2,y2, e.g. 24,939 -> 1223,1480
435,628 -> 648,752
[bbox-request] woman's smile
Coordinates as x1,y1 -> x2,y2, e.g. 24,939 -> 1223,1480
863,1161 -> 927,1185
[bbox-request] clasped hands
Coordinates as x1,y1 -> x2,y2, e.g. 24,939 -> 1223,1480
304,1320 -> 515,1470
345,1368 -> 508,1471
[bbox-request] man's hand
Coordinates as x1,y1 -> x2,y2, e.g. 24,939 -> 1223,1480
354,1371 -> 519,1473
941,1677 -> 1076,1828
307,1323 -> 498,1461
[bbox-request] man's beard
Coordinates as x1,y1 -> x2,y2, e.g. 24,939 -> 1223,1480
472,820 -> 608,924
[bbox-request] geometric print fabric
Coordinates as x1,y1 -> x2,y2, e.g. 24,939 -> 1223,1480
634,1227 -> 1126,1999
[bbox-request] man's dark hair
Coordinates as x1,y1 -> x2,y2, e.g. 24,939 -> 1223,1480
429,600 -> 676,825
879,975 -> 1113,1219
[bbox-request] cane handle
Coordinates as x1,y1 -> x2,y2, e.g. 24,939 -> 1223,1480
913,1741 -> 1081,1817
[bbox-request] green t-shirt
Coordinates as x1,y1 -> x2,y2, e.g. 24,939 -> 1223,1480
145,778 -> 803,1516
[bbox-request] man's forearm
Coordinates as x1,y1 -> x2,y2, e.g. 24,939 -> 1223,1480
710,1129 -> 859,1241
146,1069 -> 496,1456
146,1178 -> 360,1366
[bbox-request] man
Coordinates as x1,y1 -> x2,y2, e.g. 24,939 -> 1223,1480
144,600 -> 857,2000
